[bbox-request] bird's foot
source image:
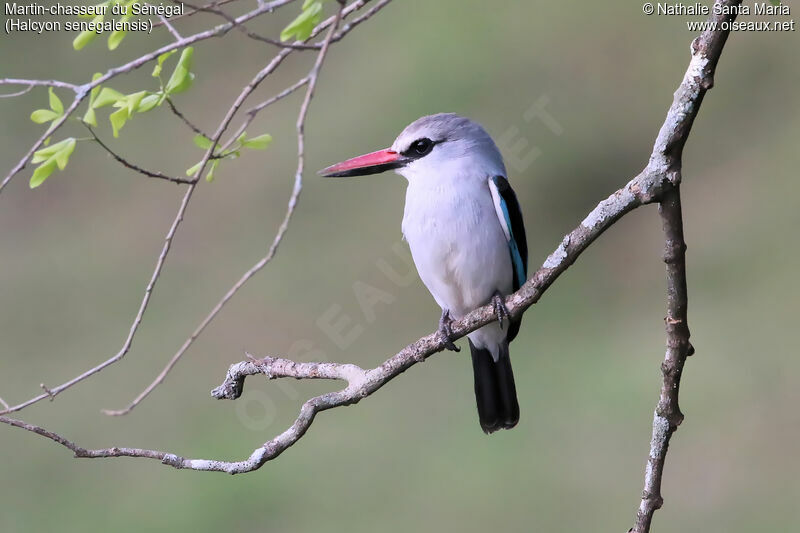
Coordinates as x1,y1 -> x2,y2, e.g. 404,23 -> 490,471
437,309 -> 461,353
492,291 -> 510,329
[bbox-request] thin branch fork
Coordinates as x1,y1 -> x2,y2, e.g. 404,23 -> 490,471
85,125 -> 195,185
0,0 -> 389,417
0,0 -> 367,195
102,4 -> 345,417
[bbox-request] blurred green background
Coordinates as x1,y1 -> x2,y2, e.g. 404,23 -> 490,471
1,1 -> 798,531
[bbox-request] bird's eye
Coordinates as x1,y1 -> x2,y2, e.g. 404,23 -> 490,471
409,138 -> 434,157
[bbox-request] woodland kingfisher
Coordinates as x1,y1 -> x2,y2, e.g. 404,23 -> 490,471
320,113 -> 528,433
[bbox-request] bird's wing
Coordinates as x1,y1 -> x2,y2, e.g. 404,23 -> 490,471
488,176 -> 528,291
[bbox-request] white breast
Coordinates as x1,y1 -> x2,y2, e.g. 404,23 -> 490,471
401,175 -> 512,318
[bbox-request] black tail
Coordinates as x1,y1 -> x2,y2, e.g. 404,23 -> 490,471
469,339 -> 519,434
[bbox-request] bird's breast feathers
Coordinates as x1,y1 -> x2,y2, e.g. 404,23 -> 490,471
402,177 -> 512,315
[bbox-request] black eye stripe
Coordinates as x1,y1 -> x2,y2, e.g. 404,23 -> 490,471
402,137 -> 439,158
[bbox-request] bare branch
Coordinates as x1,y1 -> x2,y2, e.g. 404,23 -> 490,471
0,0 -> 340,194
246,77 -> 309,118
0,0 -> 385,415
104,2 -> 345,417
85,125 -> 195,185
153,0 -> 249,27
0,183 -> 198,415
158,13 -> 183,40
219,77 -> 309,155
0,93 -> 85,194
165,98 -> 213,139
0,86 -> 34,98
175,0 -> 390,51
0,78 -> 81,92
631,186 -> 694,533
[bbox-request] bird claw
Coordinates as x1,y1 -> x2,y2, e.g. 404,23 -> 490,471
438,309 -> 461,352
492,291 -> 510,329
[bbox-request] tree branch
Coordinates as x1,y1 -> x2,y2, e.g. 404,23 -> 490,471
0,0 -> 364,195
631,185 -> 694,533
0,8 -> 737,533
0,0 -> 384,416
85,125 -> 196,185
165,98 -> 213,139
103,4 -> 345,416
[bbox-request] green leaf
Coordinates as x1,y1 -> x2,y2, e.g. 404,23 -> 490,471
164,47 -> 194,95
30,160 -> 57,188
82,106 -> 98,126
186,160 -> 203,177
109,107 -> 129,137
137,93 -> 160,113
30,109 -> 60,124
32,138 -> 74,163
241,133 -> 272,150
108,29 -> 127,50
30,137 -> 75,187
54,138 -> 77,170
124,91 -> 147,115
73,15 -> 103,50
48,88 -> 64,114
206,159 -> 219,182
193,134 -> 213,150
94,87 -> 125,108
73,29 -> 98,50
280,1 -> 323,42
87,73 -> 102,105
152,49 -> 178,77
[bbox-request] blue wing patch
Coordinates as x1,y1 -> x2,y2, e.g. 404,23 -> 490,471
489,176 -> 528,291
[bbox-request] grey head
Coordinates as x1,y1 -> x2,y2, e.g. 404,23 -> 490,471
390,113 -> 506,181
319,113 -> 506,181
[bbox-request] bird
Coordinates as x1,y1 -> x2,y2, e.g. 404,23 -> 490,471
319,113 -> 528,434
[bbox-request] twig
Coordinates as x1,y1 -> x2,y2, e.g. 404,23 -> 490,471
0,78 -> 81,92
152,0 -> 252,27
0,93 -> 86,195
39,383 -> 55,400
0,0 -> 309,195
219,76 -> 309,151
240,0 -> 395,50
158,13 -> 183,40
631,186 -> 694,533
246,77 -> 309,118
86,125 -> 195,185
628,1 -> 741,530
0,183 -> 198,415
175,0 -> 383,51
165,98 -> 212,139
0,86 -> 34,98
104,2 -> 344,417
173,0 -> 305,49
217,0 -> 391,150
0,0 -> 384,415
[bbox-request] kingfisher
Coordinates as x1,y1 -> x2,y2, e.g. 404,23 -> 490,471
320,113 -> 528,433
